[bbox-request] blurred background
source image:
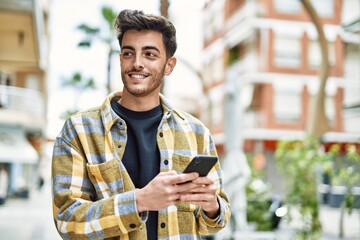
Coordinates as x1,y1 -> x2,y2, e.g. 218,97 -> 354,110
0,0 -> 359,239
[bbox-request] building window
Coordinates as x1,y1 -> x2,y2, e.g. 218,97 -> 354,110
274,36 -> 301,68
344,43 -> 360,106
325,95 -> 335,122
273,81 -> 302,121
308,80 -> 337,124
310,0 -> 334,18
274,0 -> 301,14
308,41 -> 335,68
308,94 -> 335,124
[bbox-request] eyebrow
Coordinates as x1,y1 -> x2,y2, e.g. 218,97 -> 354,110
121,45 -> 161,53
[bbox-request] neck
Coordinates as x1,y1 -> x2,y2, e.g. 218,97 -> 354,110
119,91 -> 161,111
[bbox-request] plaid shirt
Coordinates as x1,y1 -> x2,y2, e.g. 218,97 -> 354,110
52,92 -> 230,240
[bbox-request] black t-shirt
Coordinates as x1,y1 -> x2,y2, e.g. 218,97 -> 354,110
111,100 -> 163,240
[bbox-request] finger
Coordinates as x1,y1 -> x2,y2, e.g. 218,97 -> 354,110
185,183 -> 217,193
173,172 -> 199,185
192,176 -> 214,185
175,181 -> 199,193
180,193 -> 216,202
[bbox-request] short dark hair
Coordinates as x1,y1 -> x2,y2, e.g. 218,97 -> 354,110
114,9 -> 177,58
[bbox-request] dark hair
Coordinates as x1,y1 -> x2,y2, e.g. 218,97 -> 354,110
114,9 -> 177,58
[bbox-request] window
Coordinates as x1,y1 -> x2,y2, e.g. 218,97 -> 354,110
310,0 -> 334,18
308,41 -> 335,68
344,43 -> 360,106
273,80 -> 302,121
274,0 -> 301,14
274,36 -> 301,68
308,81 -> 336,123
325,96 -> 335,122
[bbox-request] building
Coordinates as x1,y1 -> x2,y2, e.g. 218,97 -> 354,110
0,0 -> 49,198
201,0 -> 360,193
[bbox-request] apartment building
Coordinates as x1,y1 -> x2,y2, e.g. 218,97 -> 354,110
201,0 -> 360,189
0,0 -> 49,198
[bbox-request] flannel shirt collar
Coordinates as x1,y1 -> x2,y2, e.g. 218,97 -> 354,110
100,91 -> 186,133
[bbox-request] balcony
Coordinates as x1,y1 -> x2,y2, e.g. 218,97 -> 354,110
0,85 -> 45,131
0,0 -> 48,72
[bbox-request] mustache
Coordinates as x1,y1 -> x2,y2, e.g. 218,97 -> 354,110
125,67 -> 149,75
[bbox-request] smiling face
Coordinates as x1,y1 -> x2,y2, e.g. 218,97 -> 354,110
120,30 -> 176,99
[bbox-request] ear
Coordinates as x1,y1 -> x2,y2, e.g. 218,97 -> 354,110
164,57 -> 177,76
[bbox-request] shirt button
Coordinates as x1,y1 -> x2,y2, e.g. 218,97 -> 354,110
159,132 -> 163,137
129,223 -> 136,228
164,160 -> 169,165
160,222 -> 166,228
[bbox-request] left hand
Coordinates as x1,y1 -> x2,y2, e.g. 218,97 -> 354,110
178,176 -> 219,218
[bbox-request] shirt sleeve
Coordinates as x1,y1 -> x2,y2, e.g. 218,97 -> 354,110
52,135 -> 145,239
195,129 -> 231,235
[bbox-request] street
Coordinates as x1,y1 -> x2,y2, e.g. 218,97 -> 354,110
0,182 -> 59,240
0,181 -> 359,240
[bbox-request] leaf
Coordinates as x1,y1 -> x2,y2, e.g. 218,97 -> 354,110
78,41 -> 91,47
77,24 -> 100,35
101,6 -> 117,29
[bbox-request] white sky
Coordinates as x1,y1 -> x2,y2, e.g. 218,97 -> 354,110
47,0 -> 205,139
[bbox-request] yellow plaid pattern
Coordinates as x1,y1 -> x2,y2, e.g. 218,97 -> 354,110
52,92 -> 230,239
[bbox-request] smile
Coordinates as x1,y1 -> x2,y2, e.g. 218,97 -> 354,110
129,73 -> 148,79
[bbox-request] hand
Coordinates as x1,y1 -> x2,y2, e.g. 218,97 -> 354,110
136,170 -> 199,212
179,177 -> 220,218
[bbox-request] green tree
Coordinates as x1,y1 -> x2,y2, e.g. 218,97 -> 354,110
325,144 -> 360,238
60,72 -> 96,119
275,1 -> 332,238
77,6 -> 118,94
276,138 -> 325,239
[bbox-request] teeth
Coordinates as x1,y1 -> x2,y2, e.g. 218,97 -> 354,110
131,74 -> 146,79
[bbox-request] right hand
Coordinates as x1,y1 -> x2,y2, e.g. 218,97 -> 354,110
135,170 -> 199,212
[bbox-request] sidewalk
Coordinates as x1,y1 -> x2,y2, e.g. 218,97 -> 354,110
0,183 -> 59,240
0,183 -> 358,240
233,205 -> 360,240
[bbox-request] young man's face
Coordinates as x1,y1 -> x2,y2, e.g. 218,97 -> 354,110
119,29 -> 176,97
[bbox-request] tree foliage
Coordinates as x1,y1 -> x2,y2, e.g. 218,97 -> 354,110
76,5 -> 119,94
275,138 -> 325,239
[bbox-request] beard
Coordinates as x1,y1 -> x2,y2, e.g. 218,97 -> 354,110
121,65 -> 166,97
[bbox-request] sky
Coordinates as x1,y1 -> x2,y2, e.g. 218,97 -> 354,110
47,0 -> 205,139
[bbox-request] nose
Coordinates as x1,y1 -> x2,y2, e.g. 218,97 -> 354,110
133,54 -> 144,70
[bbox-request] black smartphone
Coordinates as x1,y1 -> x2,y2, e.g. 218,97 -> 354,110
183,155 -> 218,177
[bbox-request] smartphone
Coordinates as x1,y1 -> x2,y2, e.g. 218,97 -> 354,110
183,155 -> 218,177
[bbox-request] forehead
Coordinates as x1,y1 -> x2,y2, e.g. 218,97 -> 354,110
121,30 -> 165,51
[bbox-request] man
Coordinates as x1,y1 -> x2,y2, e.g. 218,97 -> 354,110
52,9 -> 230,239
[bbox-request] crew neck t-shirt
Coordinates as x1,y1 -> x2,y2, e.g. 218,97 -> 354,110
111,101 -> 163,240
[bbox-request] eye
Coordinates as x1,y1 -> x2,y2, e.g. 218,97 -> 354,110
121,51 -> 133,57
145,51 -> 157,58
